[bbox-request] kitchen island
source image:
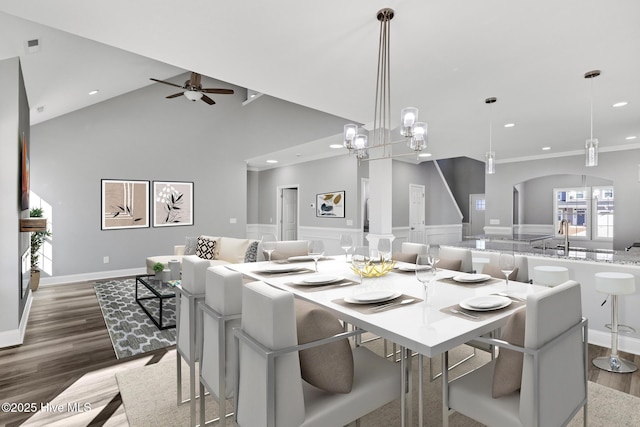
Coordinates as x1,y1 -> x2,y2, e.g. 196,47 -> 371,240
443,238 -> 640,355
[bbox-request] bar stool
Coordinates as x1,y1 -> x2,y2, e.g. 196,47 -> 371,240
533,265 -> 569,287
472,257 -> 490,274
593,272 -> 637,373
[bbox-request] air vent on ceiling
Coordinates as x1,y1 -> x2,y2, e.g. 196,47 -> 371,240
25,38 -> 41,54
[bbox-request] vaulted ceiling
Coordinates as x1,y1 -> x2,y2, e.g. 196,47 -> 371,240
1,0 -> 639,167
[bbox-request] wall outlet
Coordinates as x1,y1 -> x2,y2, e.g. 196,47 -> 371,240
229,217 -> 237,224
346,219 -> 353,226
489,219 -> 500,225
103,256 -> 109,264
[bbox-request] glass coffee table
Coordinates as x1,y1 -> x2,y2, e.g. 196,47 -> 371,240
135,274 -> 176,330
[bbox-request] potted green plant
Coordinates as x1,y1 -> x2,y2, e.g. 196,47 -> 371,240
152,262 -> 165,280
29,207 -> 51,291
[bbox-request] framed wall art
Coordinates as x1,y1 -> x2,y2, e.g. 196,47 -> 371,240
153,181 -> 194,227
316,191 -> 345,218
101,179 -> 150,230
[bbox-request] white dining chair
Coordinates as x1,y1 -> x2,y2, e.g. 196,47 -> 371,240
233,281 -> 401,427
256,239 -> 310,261
444,280 -> 588,427
439,246 -> 473,273
197,265 -> 243,427
176,255 -> 209,426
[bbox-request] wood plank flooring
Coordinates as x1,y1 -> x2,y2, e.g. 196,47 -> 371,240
1,280 -> 639,426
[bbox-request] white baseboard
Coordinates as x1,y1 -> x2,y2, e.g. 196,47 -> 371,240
589,329 -> 640,356
0,293 -> 32,348
39,267 -> 146,287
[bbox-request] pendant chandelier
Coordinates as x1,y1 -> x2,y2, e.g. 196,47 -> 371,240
584,70 -> 601,167
343,8 -> 427,160
485,97 -> 497,175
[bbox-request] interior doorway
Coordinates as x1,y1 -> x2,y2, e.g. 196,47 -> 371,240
469,193 -> 486,237
409,184 -> 426,243
278,186 -> 299,240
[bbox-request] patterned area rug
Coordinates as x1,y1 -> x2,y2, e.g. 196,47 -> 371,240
95,277 -> 176,359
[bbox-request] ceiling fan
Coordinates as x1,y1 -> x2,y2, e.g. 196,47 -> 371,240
150,72 -> 234,105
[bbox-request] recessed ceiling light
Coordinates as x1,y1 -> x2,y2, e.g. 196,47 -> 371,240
88,90 -> 99,95
613,101 -> 628,108
329,144 -> 343,149
418,153 -> 432,158
542,146 -> 551,151
626,136 -> 637,140
266,159 -> 278,164
504,123 -> 515,128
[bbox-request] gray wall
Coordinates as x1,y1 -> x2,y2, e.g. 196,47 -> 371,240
520,174 -> 612,225
252,155 -> 360,229
0,57 -> 28,335
30,73 -> 351,277
437,157 -> 485,222
392,160 -> 461,227
485,150 -> 640,250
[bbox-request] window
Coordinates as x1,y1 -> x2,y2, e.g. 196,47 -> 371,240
29,192 -> 54,275
553,186 -> 613,241
475,199 -> 485,211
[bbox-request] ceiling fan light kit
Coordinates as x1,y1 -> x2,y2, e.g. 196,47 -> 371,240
149,71 -> 234,105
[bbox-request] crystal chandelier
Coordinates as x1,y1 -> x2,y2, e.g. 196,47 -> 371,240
584,70 -> 601,167
342,8 -> 427,160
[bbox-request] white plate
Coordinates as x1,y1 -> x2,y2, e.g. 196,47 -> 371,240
459,295 -> 511,311
453,273 -> 492,283
344,290 -> 402,304
294,275 -> 343,286
257,265 -> 303,274
394,263 -> 417,272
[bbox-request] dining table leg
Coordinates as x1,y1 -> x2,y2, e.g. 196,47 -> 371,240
400,346 -> 413,426
418,354 -> 424,427
442,351 -> 449,427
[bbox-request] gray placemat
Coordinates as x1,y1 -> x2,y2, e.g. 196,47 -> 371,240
250,267 -> 315,277
440,298 -> 525,321
284,278 -> 358,292
332,293 -> 423,314
437,276 -> 502,287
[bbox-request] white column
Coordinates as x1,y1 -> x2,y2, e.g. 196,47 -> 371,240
366,151 -> 395,251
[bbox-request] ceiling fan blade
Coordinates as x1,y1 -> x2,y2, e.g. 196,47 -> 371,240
150,78 -> 183,89
201,88 -> 234,95
201,94 -> 216,105
166,92 -> 184,99
191,72 -> 201,87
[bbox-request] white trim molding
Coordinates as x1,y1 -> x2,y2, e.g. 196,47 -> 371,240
0,293 -> 32,348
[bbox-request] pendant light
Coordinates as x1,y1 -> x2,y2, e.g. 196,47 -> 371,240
485,97 -> 497,174
584,70 -> 601,167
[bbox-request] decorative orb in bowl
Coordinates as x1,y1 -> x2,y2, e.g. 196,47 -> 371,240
351,259 -> 396,277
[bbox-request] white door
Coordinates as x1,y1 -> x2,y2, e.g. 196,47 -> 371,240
281,187 -> 298,240
409,184 -> 426,243
469,193 -> 486,237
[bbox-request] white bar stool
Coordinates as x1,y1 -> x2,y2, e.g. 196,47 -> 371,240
593,272 -> 637,373
533,265 -> 569,287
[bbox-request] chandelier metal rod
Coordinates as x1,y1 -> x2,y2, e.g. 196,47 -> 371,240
373,8 -> 394,157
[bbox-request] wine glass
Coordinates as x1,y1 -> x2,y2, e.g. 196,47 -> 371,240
377,238 -> 392,262
339,234 -> 353,262
427,245 -> 440,271
308,240 -> 325,272
351,246 -> 370,284
261,234 -> 277,263
415,255 -> 436,304
499,252 -> 516,287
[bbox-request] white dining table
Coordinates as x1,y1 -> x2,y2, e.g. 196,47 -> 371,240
227,256 -> 548,426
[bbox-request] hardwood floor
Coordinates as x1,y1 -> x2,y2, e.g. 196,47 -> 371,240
1,280 -> 639,426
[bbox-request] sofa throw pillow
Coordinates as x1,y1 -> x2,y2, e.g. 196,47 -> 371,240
392,252 -> 418,264
184,236 -> 198,255
195,236 -> 217,260
483,264 -> 519,281
244,241 -> 259,263
492,307 -> 526,398
295,299 -> 354,393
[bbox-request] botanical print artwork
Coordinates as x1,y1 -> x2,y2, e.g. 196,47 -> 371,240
316,191 -> 345,217
101,180 -> 150,230
153,181 -> 193,227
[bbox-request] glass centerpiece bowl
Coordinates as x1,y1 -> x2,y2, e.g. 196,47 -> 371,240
351,257 -> 396,278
